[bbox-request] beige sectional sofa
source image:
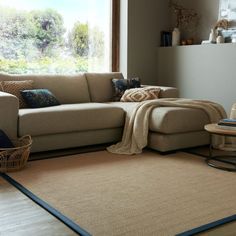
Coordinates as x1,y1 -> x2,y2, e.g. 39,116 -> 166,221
0,72 -> 210,153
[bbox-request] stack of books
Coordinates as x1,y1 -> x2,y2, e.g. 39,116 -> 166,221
160,31 -> 172,47
217,118 -> 236,130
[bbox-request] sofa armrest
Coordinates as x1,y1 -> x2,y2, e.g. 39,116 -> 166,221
141,85 -> 179,98
0,91 -> 19,139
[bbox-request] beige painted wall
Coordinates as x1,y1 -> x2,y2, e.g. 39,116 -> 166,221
120,0 -> 170,85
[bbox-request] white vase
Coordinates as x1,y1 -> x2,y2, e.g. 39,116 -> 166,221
209,28 -> 217,43
172,28 -> 180,46
216,35 -> 224,44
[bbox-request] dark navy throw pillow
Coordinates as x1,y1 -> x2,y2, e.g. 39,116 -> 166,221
0,130 -> 14,148
112,77 -> 141,101
20,89 -> 60,108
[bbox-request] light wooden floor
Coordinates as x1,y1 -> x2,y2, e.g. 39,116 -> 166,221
0,177 -> 78,236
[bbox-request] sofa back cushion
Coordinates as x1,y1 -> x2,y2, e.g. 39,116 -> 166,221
0,73 -> 91,104
85,72 -> 124,102
142,85 -> 179,98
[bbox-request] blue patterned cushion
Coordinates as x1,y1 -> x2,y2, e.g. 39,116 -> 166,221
20,89 -> 60,108
112,78 -> 141,101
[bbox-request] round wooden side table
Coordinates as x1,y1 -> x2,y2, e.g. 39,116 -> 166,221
204,123 -> 236,172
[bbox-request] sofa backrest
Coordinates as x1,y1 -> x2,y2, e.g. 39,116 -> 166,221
0,73 -> 91,104
85,72 -> 124,102
0,72 -> 179,104
142,85 -> 179,98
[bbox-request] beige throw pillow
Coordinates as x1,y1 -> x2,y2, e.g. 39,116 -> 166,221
1,80 -> 34,108
0,82 -> 3,91
120,87 -> 161,102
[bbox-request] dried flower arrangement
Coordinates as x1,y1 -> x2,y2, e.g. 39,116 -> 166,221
169,0 -> 198,28
214,19 -> 229,30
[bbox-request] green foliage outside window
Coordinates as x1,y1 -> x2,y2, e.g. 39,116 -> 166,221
0,6 -> 105,74
68,22 -> 104,58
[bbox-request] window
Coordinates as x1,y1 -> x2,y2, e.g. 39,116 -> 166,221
219,0 -> 236,21
218,0 -> 236,42
0,0 -> 119,74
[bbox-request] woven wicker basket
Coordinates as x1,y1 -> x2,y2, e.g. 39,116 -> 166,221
0,135 -> 32,172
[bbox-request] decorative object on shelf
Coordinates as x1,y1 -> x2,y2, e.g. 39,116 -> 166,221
180,38 -> 193,46
214,19 -> 229,43
181,39 -> 187,45
169,0 -> 198,29
172,27 -> 180,46
160,31 -> 172,47
214,18 -> 235,42
221,29 -> 236,42
209,28 -> 217,43
214,19 -> 230,30
203,19 -> 229,44
216,35 -> 225,43
186,38 -> 194,45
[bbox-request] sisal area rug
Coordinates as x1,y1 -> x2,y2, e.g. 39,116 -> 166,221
7,150 -> 236,235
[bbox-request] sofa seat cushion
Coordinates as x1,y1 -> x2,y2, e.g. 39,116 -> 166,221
18,103 -> 125,136
150,107 -> 209,134
108,102 -> 209,134
107,102 -> 139,113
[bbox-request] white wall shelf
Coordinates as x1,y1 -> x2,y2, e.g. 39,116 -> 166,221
157,43 -> 236,114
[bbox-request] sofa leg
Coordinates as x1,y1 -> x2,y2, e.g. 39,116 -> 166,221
158,150 -> 177,155
147,148 -> 177,155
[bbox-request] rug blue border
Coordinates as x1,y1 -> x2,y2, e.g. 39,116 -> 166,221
0,173 -> 91,236
176,214 -> 236,236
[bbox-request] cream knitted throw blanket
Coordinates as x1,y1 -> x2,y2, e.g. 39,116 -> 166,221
107,98 -> 227,155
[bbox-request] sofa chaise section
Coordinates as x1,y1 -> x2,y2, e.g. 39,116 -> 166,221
148,107 -> 210,152
108,102 -> 211,152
